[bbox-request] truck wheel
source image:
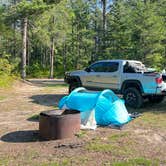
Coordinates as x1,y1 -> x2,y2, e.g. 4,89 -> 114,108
69,83 -> 79,93
148,96 -> 165,103
124,87 -> 143,108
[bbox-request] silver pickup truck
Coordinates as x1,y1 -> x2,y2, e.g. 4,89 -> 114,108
65,60 -> 166,108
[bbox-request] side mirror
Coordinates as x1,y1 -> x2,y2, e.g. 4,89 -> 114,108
85,67 -> 91,72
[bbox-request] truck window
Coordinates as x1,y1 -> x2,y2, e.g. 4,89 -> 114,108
90,62 -> 119,72
104,62 -> 119,72
90,62 -> 105,72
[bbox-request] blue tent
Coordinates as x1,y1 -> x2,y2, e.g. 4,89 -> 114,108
59,87 -> 131,126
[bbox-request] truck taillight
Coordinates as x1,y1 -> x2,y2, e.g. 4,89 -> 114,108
155,77 -> 163,84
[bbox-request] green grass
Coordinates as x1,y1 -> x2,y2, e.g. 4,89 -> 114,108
37,160 -> 69,166
23,157 -> 89,166
86,141 -> 116,152
86,135 -> 133,155
108,132 -> 130,141
0,157 -> 9,166
0,96 -> 6,101
39,162 -> 59,166
37,156 -> 89,166
110,158 -> 159,166
134,112 -> 166,129
0,152 -> 71,166
27,114 -> 39,121
0,155 -> 162,166
75,130 -> 88,138
86,141 -> 133,155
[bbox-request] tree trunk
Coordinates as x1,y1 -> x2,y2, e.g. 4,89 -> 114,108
102,0 -> 106,32
49,16 -> 55,79
63,43 -> 67,73
21,17 -> 28,79
71,17 -> 75,67
101,0 -> 107,58
13,0 -> 17,57
50,37 -> 54,79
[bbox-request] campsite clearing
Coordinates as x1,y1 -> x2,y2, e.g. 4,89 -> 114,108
0,80 -> 166,166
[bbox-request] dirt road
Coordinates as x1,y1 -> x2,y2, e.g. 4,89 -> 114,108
0,80 -> 166,166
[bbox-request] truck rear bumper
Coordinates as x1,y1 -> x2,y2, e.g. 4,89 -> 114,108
155,82 -> 166,96
143,88 -> 166,96
161,90 -> 166,96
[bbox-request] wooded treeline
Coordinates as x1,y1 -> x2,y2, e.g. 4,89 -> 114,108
0,0 -> 166,79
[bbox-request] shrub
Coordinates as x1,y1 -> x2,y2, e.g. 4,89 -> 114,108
0,53 -> 15,88
0,74 -> 14,88
27,63 -> 50,78
0,56 -> 12,75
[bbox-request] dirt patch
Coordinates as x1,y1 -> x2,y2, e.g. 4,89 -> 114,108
134,128 -> 166,144
0,79 -> 166,165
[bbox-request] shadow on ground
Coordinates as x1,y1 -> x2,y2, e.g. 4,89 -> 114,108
31,93 -> 166,112
30,94 -> 65,107
1,130 -> 40,143
27,79 -> 66,87
127,99 -> 166,113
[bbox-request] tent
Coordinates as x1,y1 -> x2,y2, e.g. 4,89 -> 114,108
59,87 -> 131,128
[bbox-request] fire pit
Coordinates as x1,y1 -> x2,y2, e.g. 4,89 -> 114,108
39,110 -> 80,140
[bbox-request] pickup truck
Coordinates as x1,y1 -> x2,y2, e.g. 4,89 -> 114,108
64,60 -> 166,108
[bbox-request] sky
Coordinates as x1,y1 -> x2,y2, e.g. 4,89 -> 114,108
97,0 -> 113,13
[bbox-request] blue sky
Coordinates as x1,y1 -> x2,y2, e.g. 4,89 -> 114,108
97,0 -> 113,13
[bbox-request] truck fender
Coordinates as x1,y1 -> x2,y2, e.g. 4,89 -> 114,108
121,80 -> 144,94
67,76 -> 82,86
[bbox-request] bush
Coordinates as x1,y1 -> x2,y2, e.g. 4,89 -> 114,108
0,74 -> 14,88
0,54 -> 16,88
27,63 -> 50,78
146,54 -> 164,71
0,56 -> 12,75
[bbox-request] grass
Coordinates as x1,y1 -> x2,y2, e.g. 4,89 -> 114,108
5,154 -> 159,166
27,114 -> 39,122
110,158 -> 159,166
0,74 -> 14,88
0,157 -> 9,166
0,156 -> 90,166
35,160 -> 70,166
0,150 -> 69,166
75,130 -> 88,138
108,132 -> 130,141
86,141 -> 116,152
134,112 -> 166,129
86,134 -> 134,156
37,156 -> 89,166
39,162 -> 59,166
86,141 -> 134,156
0,96 -> 6,101
25,150 -> 40,161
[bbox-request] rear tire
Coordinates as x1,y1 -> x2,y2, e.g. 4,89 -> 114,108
148,96 -> 164,103
124,87 -> 143,108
